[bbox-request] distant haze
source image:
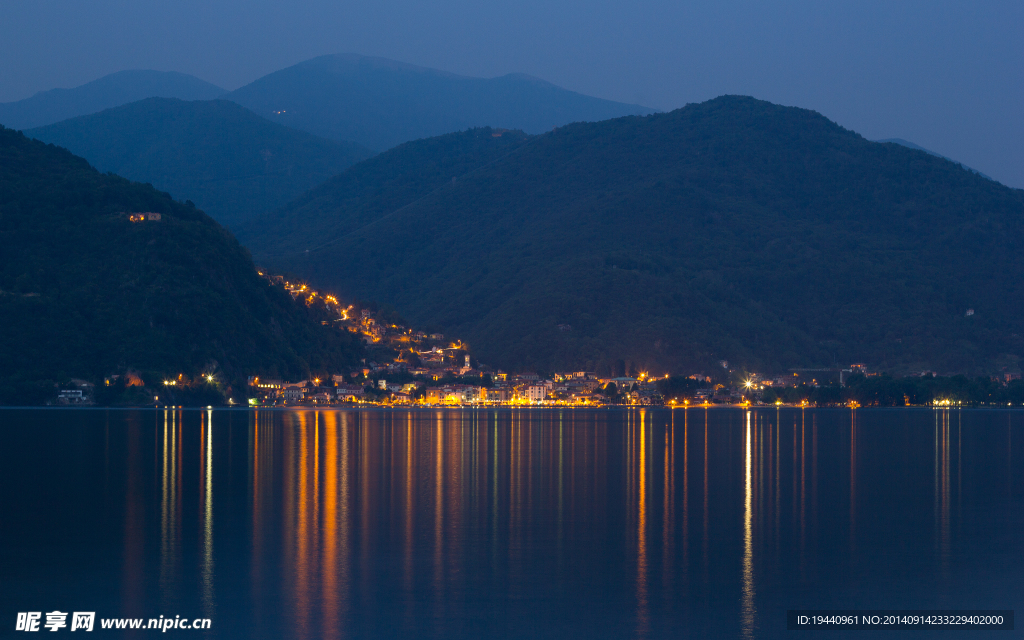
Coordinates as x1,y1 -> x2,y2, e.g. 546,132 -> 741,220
226,54 -> 655,151
0,71 -> 225,131
0,0 -> 1020,187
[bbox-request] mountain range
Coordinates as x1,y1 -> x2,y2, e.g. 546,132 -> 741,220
2,55 -> 656,154
225,53 -> 657,151
0,70 -> 225,130
0,124 -> 362,404
3,58 -> 1020,379
7,54 -> 658,228
240,96 -> 1024,376
26,98 -> 372,230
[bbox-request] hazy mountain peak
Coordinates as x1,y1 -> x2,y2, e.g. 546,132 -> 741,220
296,52 -> 467,78
0,70 -> 225,130
227,53 -> 657,151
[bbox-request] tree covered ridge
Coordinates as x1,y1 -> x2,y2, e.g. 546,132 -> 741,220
238,126 -> 532,251
242,96 -> 1024,377
25,98 -> 373,231
0,126 -> 363,404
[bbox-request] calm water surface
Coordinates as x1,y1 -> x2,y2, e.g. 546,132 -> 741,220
1,407 -> 1022,639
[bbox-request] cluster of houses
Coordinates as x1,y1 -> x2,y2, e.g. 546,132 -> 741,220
127,212 -> 162,222
45,274 -> 1024,408
246,370 -> 675,407
243,350 -> 899,408
245,280 -> 780,406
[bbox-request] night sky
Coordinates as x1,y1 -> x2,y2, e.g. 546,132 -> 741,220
2,0 -> 1021,187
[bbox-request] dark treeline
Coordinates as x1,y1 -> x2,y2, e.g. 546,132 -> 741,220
763,374 -> 1024,406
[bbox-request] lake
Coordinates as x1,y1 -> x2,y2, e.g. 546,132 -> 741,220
1,407 -> 1021,638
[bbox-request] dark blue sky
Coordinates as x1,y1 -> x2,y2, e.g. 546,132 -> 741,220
2,0 -> 1021,187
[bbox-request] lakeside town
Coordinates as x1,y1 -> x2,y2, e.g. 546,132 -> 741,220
239,276 -> 842,407
53,275 -> 1024,409
237,277 -> 1023,409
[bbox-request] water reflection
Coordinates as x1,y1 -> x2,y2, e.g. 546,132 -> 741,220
201,409 -> 215,616
246,408 -> 1020,638
121,411 -> 144,617
663,409 -> 676,595
934,408 -> 954,578
742,411 -> 755,639
635,409 -> 649,638
160,409 -> 181,608
9,407 -> 1022,640
850,408 -> 857,554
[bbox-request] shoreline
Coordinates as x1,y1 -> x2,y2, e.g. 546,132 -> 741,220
4,404 -> 1021,411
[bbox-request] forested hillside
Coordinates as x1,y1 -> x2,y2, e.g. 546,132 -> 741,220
242,96 -> 1024,376
27,98 -> 372,230
0,126 -> 363,403
238,127 -> 531,246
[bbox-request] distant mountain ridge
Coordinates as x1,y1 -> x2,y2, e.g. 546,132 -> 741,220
7,55 -> 661,227
26,98 -> 372,229
227,53 -> 658,150
1,57 -> 655,151
0,70 -> 225,130
241,96 -> 1024,376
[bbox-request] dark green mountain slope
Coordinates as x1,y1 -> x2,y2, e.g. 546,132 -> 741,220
875,138 -> 993,181
0,70 -> 225,130
227,53 -> 656,151
26,98 -> 372,230
238,127 -> 531,247
242,96 -> 1024,376
0,126 -> 362,403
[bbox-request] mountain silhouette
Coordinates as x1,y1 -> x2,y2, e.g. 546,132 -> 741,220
241,96 -> 1024,376
227,53 -> 657,151
0,70 -> 225,130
